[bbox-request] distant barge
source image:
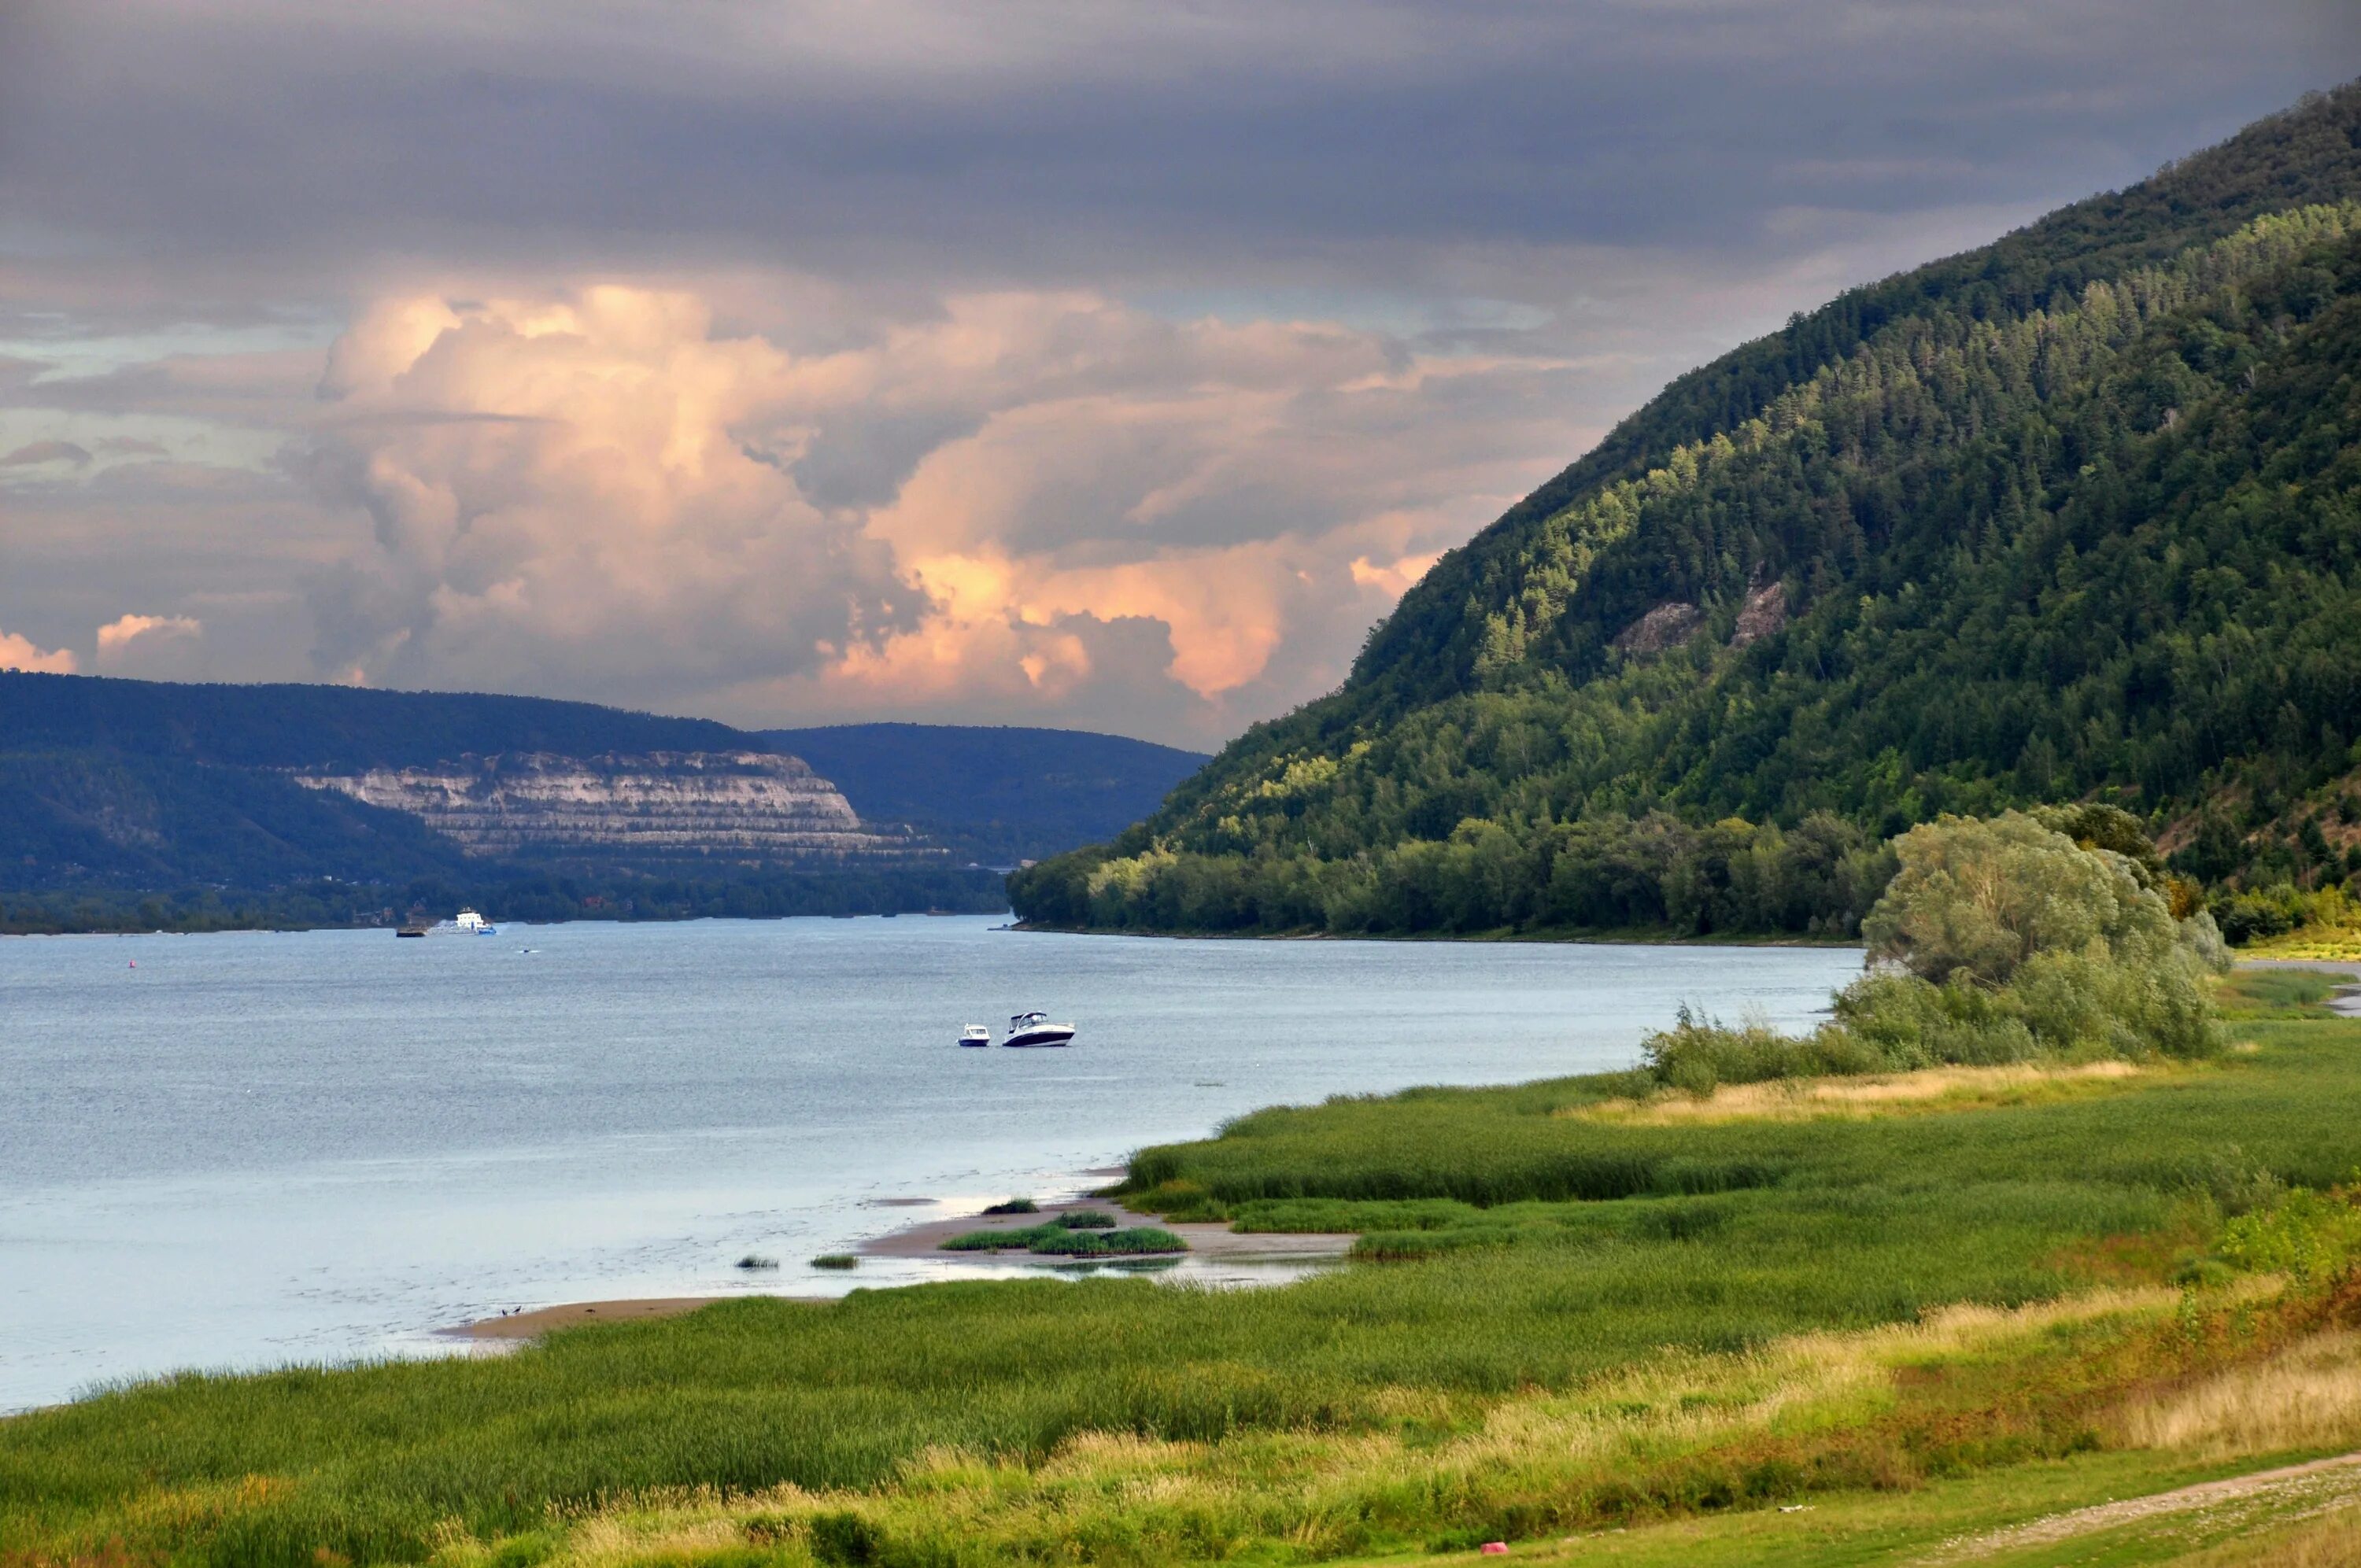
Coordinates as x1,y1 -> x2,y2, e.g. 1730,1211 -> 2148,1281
396,907 -> 499,937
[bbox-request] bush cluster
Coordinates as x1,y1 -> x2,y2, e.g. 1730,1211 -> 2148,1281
1635,813 -> 2225,1094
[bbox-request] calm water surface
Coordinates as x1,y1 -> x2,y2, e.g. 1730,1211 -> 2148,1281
0,917 -> 1860,1410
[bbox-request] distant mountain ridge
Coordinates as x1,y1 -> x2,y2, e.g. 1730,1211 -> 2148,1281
0,673 -> 745,771
1014,84 -> 2361,939
761,723 -> 1209,865
0,674 -> 1203,928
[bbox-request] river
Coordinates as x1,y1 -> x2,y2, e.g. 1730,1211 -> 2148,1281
0,917 -> 1861,1410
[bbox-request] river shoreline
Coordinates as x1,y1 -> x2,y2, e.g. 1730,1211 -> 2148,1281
451,1187 -> 1358,1341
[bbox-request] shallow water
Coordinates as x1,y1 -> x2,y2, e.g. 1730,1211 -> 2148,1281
0,917 -> 1860,1410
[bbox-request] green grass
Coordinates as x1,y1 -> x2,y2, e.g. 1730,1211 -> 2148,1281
6,994 -> 2359,1566
2220,967 -> 2342,1015
807,1255 -> 858,1271
938,1222 -> 1186,1256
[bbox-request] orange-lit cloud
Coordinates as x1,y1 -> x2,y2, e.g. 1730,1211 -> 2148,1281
0,627 -> 78,673
308,283 -> 1568,740
96,612 -> 202,656
94,612 -> 205,676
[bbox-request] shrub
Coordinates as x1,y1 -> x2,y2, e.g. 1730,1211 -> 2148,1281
2214,883 -> 2309,943
808,1510 -> 882,1566
2180,909 -> 2234,972
1639,1005 -> 1889,1094
809,1254 -> 859,1271
1864,813 -> 2175,985
981,1198 -> 1038,1215
1639,814 -> 2222,1089
1055,1210 -> 1118,1230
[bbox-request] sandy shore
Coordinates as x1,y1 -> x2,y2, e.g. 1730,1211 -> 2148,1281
453,1185 -> 1354,1339
458,1297 -> 737,1339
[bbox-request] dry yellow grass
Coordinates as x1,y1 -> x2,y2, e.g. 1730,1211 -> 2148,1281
1573,1061 -> 2153,1125
493,1289 -> 2187,1568
2115,1330 -> 2361,1462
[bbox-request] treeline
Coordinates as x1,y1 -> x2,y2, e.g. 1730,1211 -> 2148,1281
0,867 -> 1010,935
1013,810 -> 1895,937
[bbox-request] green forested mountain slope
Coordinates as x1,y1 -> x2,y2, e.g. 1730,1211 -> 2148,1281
1012,85 -> 2361,938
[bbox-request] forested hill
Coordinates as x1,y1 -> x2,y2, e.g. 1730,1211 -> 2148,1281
1012,84 -> 2361,940
0,674 -> 1196,929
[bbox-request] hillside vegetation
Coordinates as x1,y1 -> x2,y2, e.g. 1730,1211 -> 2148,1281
1014,85 -> 2361,939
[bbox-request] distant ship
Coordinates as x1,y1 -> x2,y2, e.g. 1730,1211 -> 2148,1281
959,1025 -> 992,1047
397,908 -> 500,937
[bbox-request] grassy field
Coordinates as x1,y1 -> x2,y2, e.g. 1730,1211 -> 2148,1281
6,972 -> 2360,1568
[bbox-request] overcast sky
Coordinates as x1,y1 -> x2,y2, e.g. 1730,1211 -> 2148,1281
2,2 -> 2355,747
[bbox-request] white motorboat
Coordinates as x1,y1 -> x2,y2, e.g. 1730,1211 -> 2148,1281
1001,1010 -> 1076,1048
959,1025 -> 992,1047
451,907 -> 501,936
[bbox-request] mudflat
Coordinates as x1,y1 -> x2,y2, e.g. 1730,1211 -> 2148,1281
458,1297 -> 735,1340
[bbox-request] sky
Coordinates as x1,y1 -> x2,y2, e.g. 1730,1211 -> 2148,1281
2,2 -> 2355,748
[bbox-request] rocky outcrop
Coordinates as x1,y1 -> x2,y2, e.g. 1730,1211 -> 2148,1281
1731,581 -> 1787,647
297,751 -> 915,862
1610,602 -> 1703,655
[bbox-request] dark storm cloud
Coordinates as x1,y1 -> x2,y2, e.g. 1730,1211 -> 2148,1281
4,1 -> 2352,288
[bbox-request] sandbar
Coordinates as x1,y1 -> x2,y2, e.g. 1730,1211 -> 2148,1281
453,1185 -> 1354,1340
458,1297 -> 733,1340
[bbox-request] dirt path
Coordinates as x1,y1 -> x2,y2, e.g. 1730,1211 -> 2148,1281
1917,1451 -> 2361,1562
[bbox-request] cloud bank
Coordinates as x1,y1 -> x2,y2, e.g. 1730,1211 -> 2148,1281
303,285 -> 1574,737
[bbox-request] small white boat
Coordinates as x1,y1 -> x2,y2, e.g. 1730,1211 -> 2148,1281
451,907 -> 500,936
1001,1010 -> 1076,1048
959,1025 -> 992,1047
